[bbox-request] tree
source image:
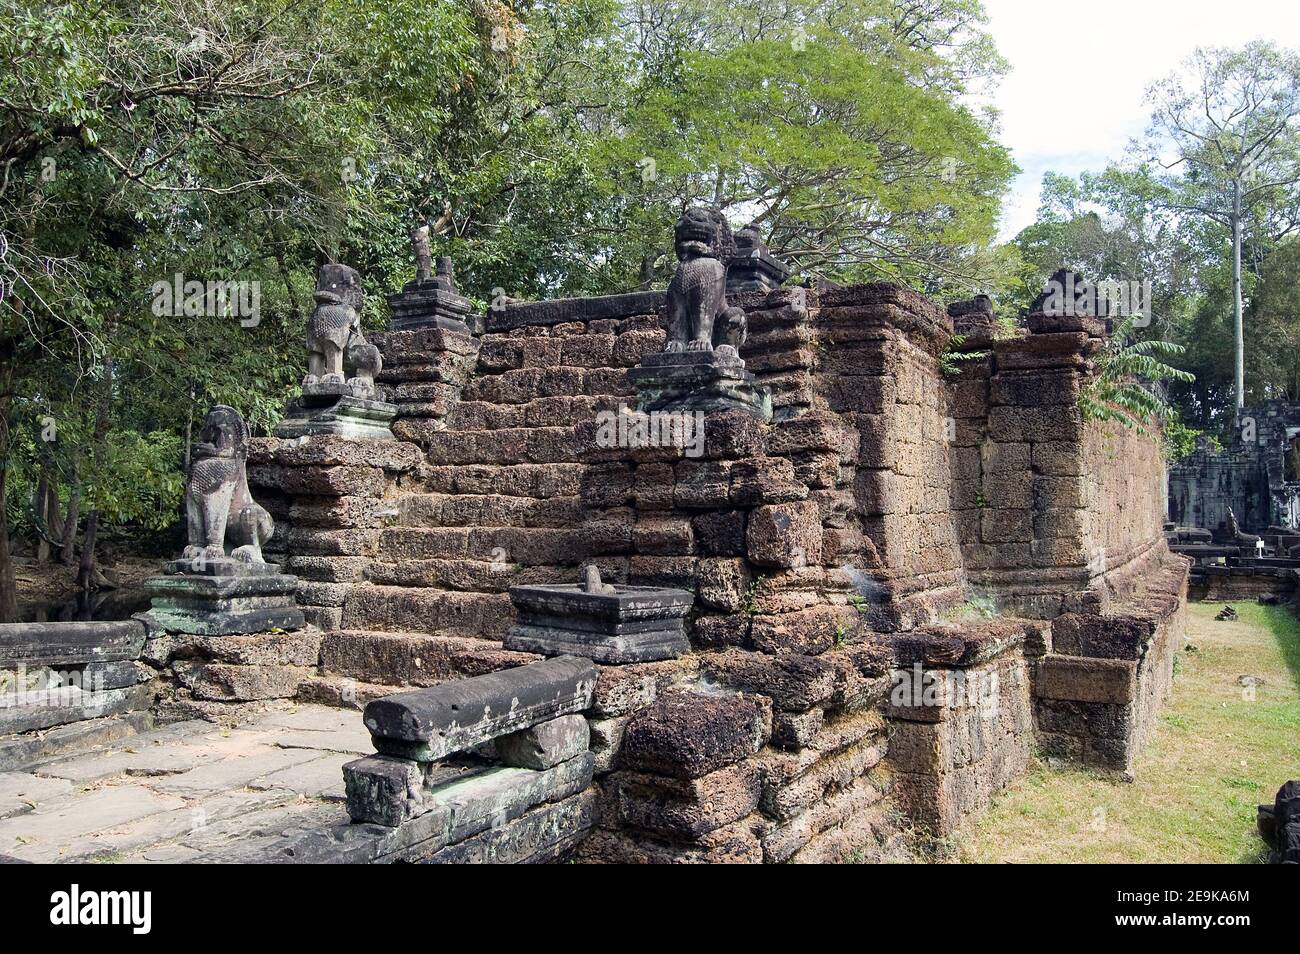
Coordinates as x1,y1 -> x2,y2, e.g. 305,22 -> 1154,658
1141,41 -> 1300,409
607,0 -> 1016,293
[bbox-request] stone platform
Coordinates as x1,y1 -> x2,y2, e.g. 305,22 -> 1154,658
0,704 -> 364,863
274,393 -> 397,441
145,559 -> 305,636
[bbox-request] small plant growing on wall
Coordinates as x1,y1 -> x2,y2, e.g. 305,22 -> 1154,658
1080,318 -> 1194,434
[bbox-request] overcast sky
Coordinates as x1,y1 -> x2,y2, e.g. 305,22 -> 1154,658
983,0 -> 1300,240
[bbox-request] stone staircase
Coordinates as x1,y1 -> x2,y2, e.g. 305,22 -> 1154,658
305,305 -> 667,700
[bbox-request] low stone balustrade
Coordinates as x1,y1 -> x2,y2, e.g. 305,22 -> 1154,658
0,619 -> 155,742
279,656 -> 600,862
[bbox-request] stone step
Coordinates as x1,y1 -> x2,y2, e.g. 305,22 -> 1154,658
366,558 -> 584,592
423,426 -> 586,467
459,367 -> 632,407
396,492 -> 584,529
445,395 -> 623,431
297,675 -> 410,711
317,630 -> 537,689
416,463 -> 586,498
341,584 -> 514,638
376,525 -> 631,565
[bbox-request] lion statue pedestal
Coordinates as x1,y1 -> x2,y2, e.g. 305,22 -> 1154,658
627,207 -> 771,419
275,263 -> 397,441
145,405 -> 305,636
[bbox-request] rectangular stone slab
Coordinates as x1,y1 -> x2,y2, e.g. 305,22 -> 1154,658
0,683 -> 152,734
508,584 -> 693,623
363,656 -> 597,760
504,623 -> 689,665
145,570 -> 306,636
0,620 -> 148,668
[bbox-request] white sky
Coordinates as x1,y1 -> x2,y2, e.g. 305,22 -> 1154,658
983,0 -> 1300,240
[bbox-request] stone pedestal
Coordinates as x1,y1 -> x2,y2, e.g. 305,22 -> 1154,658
274,386 -> 396,441
145,558 -> 305,636
505,582 -> 693,664
727,246 -> 790,294
628,349 -> 771,420
387,284 -> 477,334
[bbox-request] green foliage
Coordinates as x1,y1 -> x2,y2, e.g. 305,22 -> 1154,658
1080,319 -> 1195,433
86,431 -> 184,528
0,0 -> 1019,568
1162,417 -> 1216,463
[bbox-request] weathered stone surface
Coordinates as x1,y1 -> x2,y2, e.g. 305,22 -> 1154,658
591,667 -> 657,718
318,630 -> 533,688
496,714 -> 590,770
275,395 -> 397,441
701,651 -> 838,712
505,579 -> 693,664
1051,613 -> 1155,660
588,715 -> 629,774
746,501 -> 823,568
0,619 -> 148,667
750,606 -> 856,656
573,815 -> 762,863
614,760 -> 760,838
363,656 -> 597,760
145,566 -> 305,637
620,690 -> 771,779
0,712 -> 154,774
171,661 -> 315,702
343,754 -> 427,827
692,510 -> 747,556
1036,655 -> 1136,704
421,789 -> 596,863
248,435 -> 421,471
0,683 -> 153,734
317,752 -> 594,855
144,628 -> 322,668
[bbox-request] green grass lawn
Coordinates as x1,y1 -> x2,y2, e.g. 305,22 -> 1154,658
959,601 -> 1300,863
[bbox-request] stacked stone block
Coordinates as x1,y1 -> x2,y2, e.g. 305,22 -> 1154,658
816,285 -> 967,629
0,619 -> 155,735
247,436 -> 421,631
1033,554 -> 1186,774
884,619 -> 1036,833
254,274 -> 1190,858
371,325 -> 480,440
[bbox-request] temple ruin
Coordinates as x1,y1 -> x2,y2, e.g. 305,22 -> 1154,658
0,213 -> 1189,863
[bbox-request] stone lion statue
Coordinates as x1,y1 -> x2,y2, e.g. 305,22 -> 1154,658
182,405 -> 273,565
664,207 -> 747,356
304,263 -> 382,394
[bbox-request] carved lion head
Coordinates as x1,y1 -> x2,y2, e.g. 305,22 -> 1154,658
314,263 -> 364,311
194,405 -> 250,461
673,207 -> 734,262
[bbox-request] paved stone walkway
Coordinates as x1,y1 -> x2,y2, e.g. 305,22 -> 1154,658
0,705 -> 363,863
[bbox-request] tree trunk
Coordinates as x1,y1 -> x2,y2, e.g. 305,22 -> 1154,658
77,352 -> 114,592
1232,177 -> 1245,409
45,479 -> 63,541
77,509 -> 99,592
0,464 -> 15,623
0,340 -> 16,623
33,473 -> 50,564
60,480 -> 79,565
